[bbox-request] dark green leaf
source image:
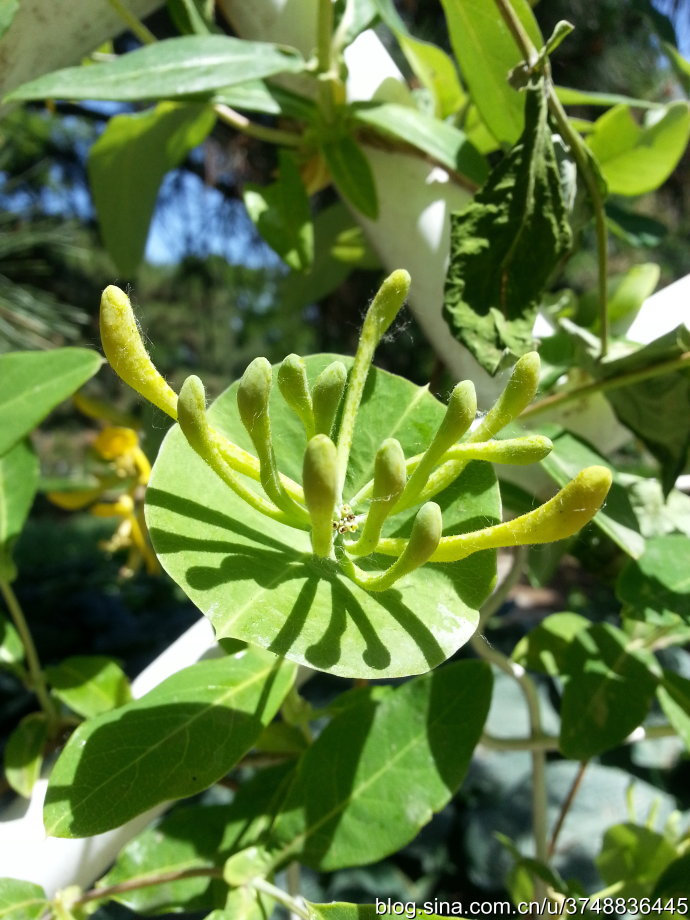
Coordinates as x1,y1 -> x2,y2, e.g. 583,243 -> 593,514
617,536 -> 690,624
89,102 -> 215,276
596,823 -> 679,900
4,712 -> 48,798
651,852 -> 690,898
559,623 -> 659,759
0,879 -> 47,920
0,440 -> 38,582
512,612 -> 590,676
45,655 -> 131,718
597,326 -> 690,494
540,430 -> 645,558
657,669 -> 690,752
211,82 -> 314,120
352,102 -> 487,185
443,79 -> 572,374
0,349 -> 103,457
244,150 -> 314,271
556,86 -> 661,109
321,137 -> 378,219
166,0 -> 215,35
605,202 -> 667,248
5,36 -> 305,103
586,102 -> 690,196
43,650 -> 296,837
439,0 -> 543,144
146,355 -> 499,679
268,660 -> 492,869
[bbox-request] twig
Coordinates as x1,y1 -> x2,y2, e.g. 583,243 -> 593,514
547,759 -> 588,859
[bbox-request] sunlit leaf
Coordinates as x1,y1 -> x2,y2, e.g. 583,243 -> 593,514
4,713 -> 48,799
0,439 -> 38,582
45,655 -> 131,718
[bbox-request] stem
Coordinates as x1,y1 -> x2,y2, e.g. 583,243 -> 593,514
106,0 -> 157,44
317,0 -> 334,74
478,545 -> 528,633
74,868 -> 222,907
214,105 -> 302,147
249,878 -> 311,920
547,759 -> 588,860
492,0 -> 609,356
521,350 -> 690,420
0,580 -> 58,731
481,732 -> 559,752
471,633 -> 549,890
286,862 -> 303,920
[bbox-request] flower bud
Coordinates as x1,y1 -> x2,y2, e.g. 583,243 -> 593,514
312,361 -> 347,437
100,286 -> 178,419
364,502 -> 442,592
277,354 -> 315,438
444,434 -> 553,465
360,269 -> 411,345
472,351 -> 540,441
347,438 -> 406,556
237,357 -> 272,444
303,434 -> 338,556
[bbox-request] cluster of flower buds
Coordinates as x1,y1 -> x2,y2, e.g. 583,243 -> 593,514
99,270 -> 612,593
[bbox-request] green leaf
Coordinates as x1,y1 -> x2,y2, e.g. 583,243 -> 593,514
540,429 -> 645,558
443,79 -> 572,374
102,762 -> 294,914
439,0 -> 543,144
0,440 -> 38,582
4,712 -> 49,798
617,536 -> 690,625
586,102 -> 690,196
556,86 -> 661,110
268,660 -> 492,869
0,0 -> 19,42
146,355 -> 499,679
211,82 -> 315,119
0,349 -> 103,458
166,0 -> 215,35
43,650 -> 296,837
372,0 -> 464,118
351,102 -> 487,185
44,655 -> 131,718
597,327 -> 690,495
321,137 -> 378,219
657,669 -> 690,752
559,623 -> 659,759
306,904 -> 452,920
0,879 -> 47,920
89,102 -> 216,277
244,150 -> 314,271
605,202 -> 667,248
596,823 -> 678,900
512,611 -> 590,676
5,36 -> 306,103
0,614 -> 23,668
651,852 -> 690,898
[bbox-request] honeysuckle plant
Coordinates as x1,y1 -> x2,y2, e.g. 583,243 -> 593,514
100,269 -> 611,679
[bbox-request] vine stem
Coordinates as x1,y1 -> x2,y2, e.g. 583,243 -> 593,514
0,580 -> 58,731
478,546 -> 528,633
73,868 -> 223,907
547,759 -> 588,859
106,0 -> 157,44
520,350 -> 690,420
492,0 -> 610,357
250,877 -> 311,920
214,104 -> 302,147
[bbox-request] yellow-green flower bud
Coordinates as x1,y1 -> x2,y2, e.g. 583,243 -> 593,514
100,285 -> 178,419
347,438 -> 406,556
277,354 -> 315,439
472,351 -> 540,442
312,361 -> 347,437
360,269 -> 411,345
395,465 -> 611,563
237,358 -> 309,522
303,434 -> 338,557
363,501 -> 442,592
443,434 -> 553,465
401,380 -> 476,505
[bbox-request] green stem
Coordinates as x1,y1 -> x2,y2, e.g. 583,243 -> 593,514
317,0 -> 334,73
521,350 -> 690,420
492,0 -> 609,357
0,580 -> 58,731
471,633 -> 549,886
74,868 -> 222,907
547,759 -> 588,860
477,545 -> 528,633
249,878 -> 311,920
214,104 -> 302,147
106,0 -> 157,44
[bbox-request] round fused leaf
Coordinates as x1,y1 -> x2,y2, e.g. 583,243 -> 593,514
146,356 -> 499,678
